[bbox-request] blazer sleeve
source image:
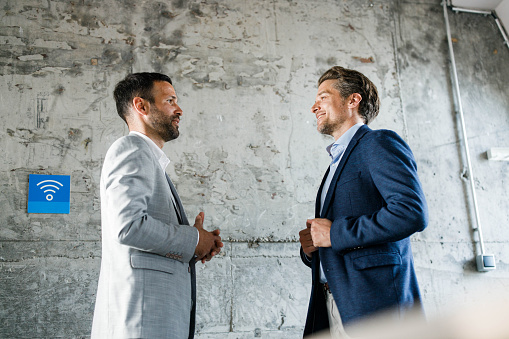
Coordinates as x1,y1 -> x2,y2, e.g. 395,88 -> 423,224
330,130 -> 428,252
101,136 -> 198,262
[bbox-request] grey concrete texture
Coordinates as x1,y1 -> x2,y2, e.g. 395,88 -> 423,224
0,0 -> 508,338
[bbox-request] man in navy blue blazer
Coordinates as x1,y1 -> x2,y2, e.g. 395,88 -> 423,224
299,66 -> 428,338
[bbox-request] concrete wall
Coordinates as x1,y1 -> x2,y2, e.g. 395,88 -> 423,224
1,0 -> 508,337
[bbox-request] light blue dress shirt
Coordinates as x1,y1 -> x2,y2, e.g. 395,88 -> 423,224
319,123 -> 364,283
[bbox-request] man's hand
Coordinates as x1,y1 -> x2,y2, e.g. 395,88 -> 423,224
193,212 -> 223,263
308,218 -> 332,248
299,223 -> 318,258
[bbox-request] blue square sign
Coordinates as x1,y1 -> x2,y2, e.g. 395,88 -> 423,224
28,174 -> 71,214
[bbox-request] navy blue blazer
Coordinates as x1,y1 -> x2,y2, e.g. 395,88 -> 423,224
301,125 -> 428,336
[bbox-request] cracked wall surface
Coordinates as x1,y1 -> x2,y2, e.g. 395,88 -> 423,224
1,0 -> 509,337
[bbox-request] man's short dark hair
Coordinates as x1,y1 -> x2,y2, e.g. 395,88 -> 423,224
318,66 -> 380,125
113,72 -> 173,123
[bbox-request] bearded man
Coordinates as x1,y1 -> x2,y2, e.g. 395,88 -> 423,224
91,72 -> 223,339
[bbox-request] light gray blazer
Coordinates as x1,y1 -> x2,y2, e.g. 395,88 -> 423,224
91,134 -> 198,339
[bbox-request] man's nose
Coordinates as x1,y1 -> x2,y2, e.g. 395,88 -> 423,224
175,104 -> 183,115
311,102 -> 319,114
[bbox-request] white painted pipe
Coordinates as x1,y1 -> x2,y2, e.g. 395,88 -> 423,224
442,1 -> 486,254
451,6 -> 492,15
494,17 -> 509,47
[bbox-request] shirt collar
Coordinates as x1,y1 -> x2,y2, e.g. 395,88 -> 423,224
326,123 -> 364,163
129,131 -> 170,171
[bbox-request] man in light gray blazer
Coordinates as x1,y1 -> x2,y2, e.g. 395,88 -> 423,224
91,72 -> 223,339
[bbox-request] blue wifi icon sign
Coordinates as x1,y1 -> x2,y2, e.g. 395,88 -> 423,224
38,179 -> 63,201
28,174 -> 71,214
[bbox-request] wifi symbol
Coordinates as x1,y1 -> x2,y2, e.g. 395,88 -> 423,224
28,174 -> 70,214
37,180 -> 64,201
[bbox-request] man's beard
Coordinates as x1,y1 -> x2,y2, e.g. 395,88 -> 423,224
149,106 -> 179,142
318,121 -> 333,136
318,115 -> 344,136
318,118 -> 337,136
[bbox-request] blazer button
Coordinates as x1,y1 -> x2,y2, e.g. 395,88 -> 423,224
165,253 -> 171,258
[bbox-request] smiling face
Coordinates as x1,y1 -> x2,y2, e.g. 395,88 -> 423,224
146,81 -> 182,143
311,79 -> 362,140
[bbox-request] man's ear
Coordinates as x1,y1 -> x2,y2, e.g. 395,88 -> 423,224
348,93 -> 362,108
132,97 -> 149,116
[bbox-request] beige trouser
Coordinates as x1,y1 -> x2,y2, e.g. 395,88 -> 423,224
325,289 -> 351,339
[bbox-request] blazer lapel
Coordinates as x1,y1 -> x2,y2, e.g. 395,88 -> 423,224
165,173 -> 190,225
315,167 -> 330,218
319,125 -> 371,218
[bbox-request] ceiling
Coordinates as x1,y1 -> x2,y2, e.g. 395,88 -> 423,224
451,0 -> 509,33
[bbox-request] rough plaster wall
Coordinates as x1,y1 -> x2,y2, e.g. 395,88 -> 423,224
0,0 -> 508,338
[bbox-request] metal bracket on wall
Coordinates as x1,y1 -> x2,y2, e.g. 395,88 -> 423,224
487,147 -> 509,161
442,1 -> 496,272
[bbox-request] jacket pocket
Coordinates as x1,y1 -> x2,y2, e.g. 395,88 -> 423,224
131,252 -> 175,274
352,252 -> 402,270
